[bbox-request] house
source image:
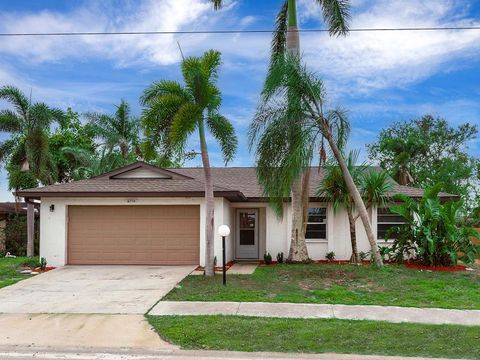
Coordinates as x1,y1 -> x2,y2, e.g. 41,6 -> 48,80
16,161 -> 454,267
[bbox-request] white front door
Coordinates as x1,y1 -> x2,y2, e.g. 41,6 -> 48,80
236,209 -> 259,259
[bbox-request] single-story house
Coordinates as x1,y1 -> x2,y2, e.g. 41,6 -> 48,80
16,161 -> 454,267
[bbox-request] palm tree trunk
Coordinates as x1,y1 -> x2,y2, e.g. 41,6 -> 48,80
288,177 -> 309,261
347,203 -> 360,264
325,133 -> 383,266
199,120 -> 215,276
285,0 -> 310,262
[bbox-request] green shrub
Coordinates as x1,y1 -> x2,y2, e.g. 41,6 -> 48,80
5,214 -> 39,256
263,252 -> 272,264
276,252 -> 284,263
21,257 -> 41,269
325,251 -> 335,261
388,184 -> 480,266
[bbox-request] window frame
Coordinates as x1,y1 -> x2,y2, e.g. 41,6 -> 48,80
305,206 -> 328,243
376,206 -> 405,242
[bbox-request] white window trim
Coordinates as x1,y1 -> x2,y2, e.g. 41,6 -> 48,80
377,207 -> 404,241
305,206 -> 327,242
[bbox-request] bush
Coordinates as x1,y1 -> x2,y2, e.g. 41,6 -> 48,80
388,184 -> 480,266
21,257 -> 41,269
4,214 -> 39,256
264,252 -> 272,265
326,251 -> 336,261
359,251 -> 369,261
276,252 -> 284,263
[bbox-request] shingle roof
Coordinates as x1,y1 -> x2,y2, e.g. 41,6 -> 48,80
16,161 -> 457,200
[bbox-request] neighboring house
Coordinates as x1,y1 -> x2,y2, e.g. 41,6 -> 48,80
16,161 -> 454,267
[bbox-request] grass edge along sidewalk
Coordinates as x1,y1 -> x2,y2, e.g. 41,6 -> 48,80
147,315 -> 480,360
164,263 -> 480,310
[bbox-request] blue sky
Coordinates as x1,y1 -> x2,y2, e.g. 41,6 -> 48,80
0,0 -> 479,200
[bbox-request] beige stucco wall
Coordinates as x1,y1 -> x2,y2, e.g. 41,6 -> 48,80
40,197 -> 207,267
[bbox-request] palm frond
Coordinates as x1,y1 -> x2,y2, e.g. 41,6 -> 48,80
201,49 -> 222,82
0,139 -> 17,163
24,129 -> 51,183
0,85 -> 29,120
140,80 -> 189,105
210,0 -> 223,10
270,0 -> 288,59
207,113 -> 237,165
315,0 -> 351,36
170,102 -> 202,153
0,110 -> 22,133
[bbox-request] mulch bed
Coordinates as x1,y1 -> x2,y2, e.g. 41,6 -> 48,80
258,260 -> 470,272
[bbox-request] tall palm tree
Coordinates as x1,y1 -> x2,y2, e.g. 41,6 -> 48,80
85,100 -> 140,160
0,85 -> 64,187
319,152 -> 393,263
140,50 -> 237,276
250,54 -> 383,266
212,0 -> 350,262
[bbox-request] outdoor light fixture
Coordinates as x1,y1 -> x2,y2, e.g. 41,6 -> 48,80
49,204 -> 55,212
218,225 -> 230,285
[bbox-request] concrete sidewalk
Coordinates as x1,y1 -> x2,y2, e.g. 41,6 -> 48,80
149,301 -> 480,326
0,346 -> 466,360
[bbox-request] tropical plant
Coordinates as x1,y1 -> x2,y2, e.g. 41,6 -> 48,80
140,49 -> 237,276
211,0 -> 350,264
325,251 -> 336,261
264,252 -> 273,265
0,85 -> 65,188
85,100 -> 141,160
49,108 -> 96,182
388,184 -> 480,266
61,147 -> 132,180
318,151 -> 392,263
250,54 -> 383,266
368,115 -> 479,207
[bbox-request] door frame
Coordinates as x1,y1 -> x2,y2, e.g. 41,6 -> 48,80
235,208 -> 259,260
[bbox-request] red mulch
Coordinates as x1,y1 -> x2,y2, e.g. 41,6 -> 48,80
195,261 -> 235,272
403,262 -> 468,272
32,266 -> 56,273
259,260 -> 469,272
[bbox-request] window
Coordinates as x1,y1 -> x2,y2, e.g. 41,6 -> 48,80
377,207 -> 405,240
306,207 -> 327,240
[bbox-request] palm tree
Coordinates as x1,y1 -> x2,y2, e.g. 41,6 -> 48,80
319,152 -> 393,263
85,100 -> 140,160
62,146 -> 131,180
318,151 -> 364,263
0,85 -> 64,187
212,0 -> 350,262
140,49 -> 237,276
250,54 -> 384,266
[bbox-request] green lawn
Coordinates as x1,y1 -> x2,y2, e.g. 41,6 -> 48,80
0,257 -> 37,289
164,263 -> 480,309
147,315 -> 480,359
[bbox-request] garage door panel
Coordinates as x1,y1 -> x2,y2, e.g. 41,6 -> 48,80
67,205 -> 200,265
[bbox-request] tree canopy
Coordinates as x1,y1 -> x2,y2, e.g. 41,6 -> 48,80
367,115 -> 479,207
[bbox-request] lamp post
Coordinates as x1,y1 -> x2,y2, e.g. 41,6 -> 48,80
218,225 -> 230,286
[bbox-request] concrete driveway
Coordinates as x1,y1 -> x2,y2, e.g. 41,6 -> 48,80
0,265 -> 195,314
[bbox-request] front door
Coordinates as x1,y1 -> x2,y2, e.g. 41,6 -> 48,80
236,209 -> 259,259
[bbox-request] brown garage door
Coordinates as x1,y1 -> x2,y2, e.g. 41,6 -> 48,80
67,205 -> 200,265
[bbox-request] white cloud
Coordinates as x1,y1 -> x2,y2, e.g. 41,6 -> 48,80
297,0 -> 480,92
2,0 -> 478,95
0,0 -> 215,66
